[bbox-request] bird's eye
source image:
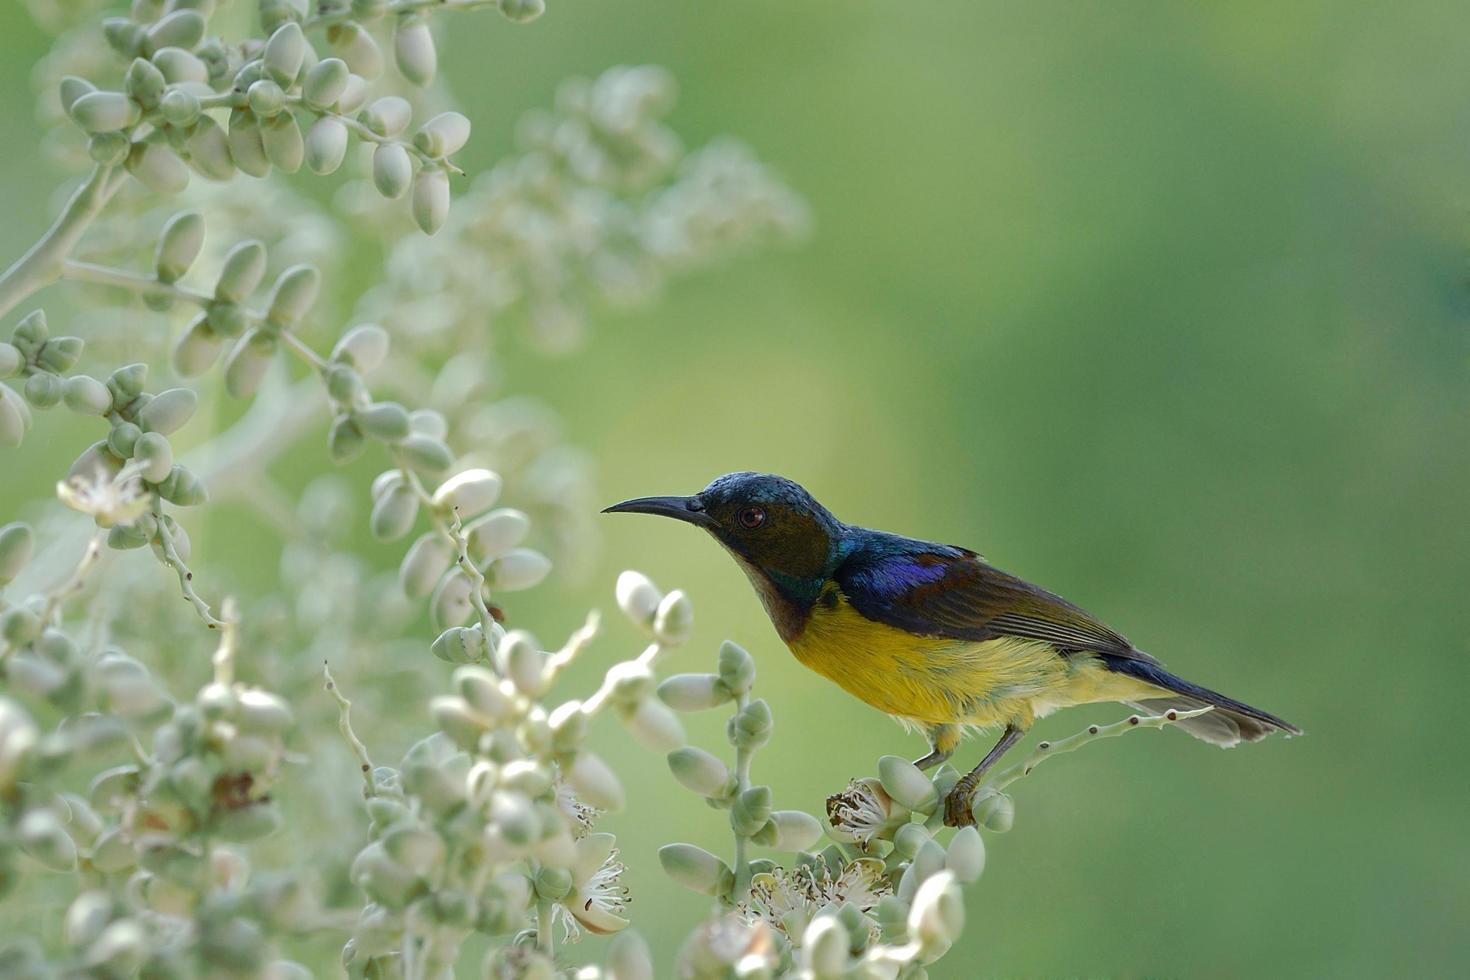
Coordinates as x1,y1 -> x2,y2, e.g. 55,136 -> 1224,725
737,506 -> 766,529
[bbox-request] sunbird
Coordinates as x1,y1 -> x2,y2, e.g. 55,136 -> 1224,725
605,472 -> 1299,826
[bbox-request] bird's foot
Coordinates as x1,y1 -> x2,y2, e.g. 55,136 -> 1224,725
942,782 -> 977,828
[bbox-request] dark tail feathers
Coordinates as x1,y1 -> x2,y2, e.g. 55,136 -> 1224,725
1101,655 -> 1301,749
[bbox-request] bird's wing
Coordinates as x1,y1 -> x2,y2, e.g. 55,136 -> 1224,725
836,545 -> 1157,663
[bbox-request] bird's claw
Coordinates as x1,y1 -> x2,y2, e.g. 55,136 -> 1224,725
942,785 -> 976,828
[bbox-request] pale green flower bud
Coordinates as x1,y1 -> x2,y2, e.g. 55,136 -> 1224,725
267,264 -> 320,327
330,22 -> 383,79
717,640 -> 756,694
153,47 -> 208,85
489,790 -> 540,847
615,570 -> 661,629
727,698 -> 773,750
399,433 -> 454,474
86,920 -> 148,975
134,432 -> 173,483
356,401 -> 411,441
801,915 -> 849,979
945,826 -> 985,883
373,142 -> 413,199
658,673 -> 732,711
155,211 -> 204,284
145,10 -> 206,52
0,342 -> 19,378
605,930 -> 655,980
89,827 -> 135,873
621,697 -> 684,751
760,810 -> 823,851
337,73 -> 371,114
158,87 -> 201,127
892,821 -> 930,859
667,746 -> 731,798
228,109 -> 271,178
13,308 -> 46,346
63,375 -> 111,416
215,240 -> 268,303
408,407 -> 447,438
653,590 -> 694,645
431,624 -> 486,664
87,131 -> 129,167
430,568 -> 473,626
305,116 -> 349,174
156,464 -> 207,506
394,15 -> 436,86
0,388 -> 27,445
139,387 -> 197,435
18,810 -> 77,871
499,0 -> 546,24
59,76 -> 96,115
248,79 -> 286,118
730,785 -> 773,836
303,57 -> 350,109
264,22 -> 307,85
350,841 -> 419,909
70,91 -> 141,133
0,523 -> 34,584
260,0 -> 305,33
35,335 -> 82,376
332,323 -> 389,371
432,468 -> 501,516
454,665 -> 509,719
224,330 -> 277,398
65,891 -> 114,949
496,630 -> 546,697
262,113 -> 305,173
370,482 -> 418,541
567,750 -> 623,811
184,116 -> 235,179
400,532 -> 453,599
125,57 -> 167,110
382,826 -> 445,877
908,870 -> 963,957
487,548 -> 551,591
411,167 -> 450,234
324,363 -> 363,403
465,508 -> 528,563
127,141 -> 189,194
658,843 -> 730,896
236,689 -> 293,734
969,786 -> 1014,833
107,421 -> 141,458
414,111 -> 471,157
361,96 -> 412,137
878,755 -> 938,813
548,700 -> 588,754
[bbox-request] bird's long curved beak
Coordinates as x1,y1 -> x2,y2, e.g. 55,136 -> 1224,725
601,494 -> 714,528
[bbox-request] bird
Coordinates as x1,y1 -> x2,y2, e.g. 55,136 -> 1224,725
604,472 -> 1299,827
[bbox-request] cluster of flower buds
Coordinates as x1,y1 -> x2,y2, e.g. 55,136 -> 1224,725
356,64 -> 810,356
340,570 -> 693,975
59,3 -> 480,233
1,310 -> 85,448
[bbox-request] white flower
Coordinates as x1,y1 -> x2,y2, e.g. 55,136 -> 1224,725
825,778 -> 901,845
552,832 -> 629,940
747,857 -> 890,943
56,468 -> 149,528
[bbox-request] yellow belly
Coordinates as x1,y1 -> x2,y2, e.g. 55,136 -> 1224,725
787,593 -> 1159,730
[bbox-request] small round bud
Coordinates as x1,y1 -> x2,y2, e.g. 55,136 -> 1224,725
173,316 -> 222,376
227,109 -> 271,178
59,76 -> 96,115
329,22 -> 383,79
360,96 -> 412,137
969,786 -> 1014,833
615,571 -> 662,628
63,375 -> 112,416
666,747 -> 730,798
0,522 -> 35,584
657,673 -> 731,712
369,482 -> 418,540
155,210 -> 205,283
215,240 -> 268,303
411,167 -> 450,235
653,590 -> 694,645
945,826 -> 985,883
393,15 -> 436,86
153,48 -> 208,85
184,117 -> 235,180
139,387 -> 198,435
159,88 -> 202,128
801,916 -> 849,979
657,843 -> 729,896
398,433 -> 454,474
305,116 -> 349,174
125,58 -> 167,110
303,57 -> 350,109
400,532 -> 453,599
355,401 -> 411,442
413,112 -> 471,157
263,22 -> 307,85
717,641 -> 756,694
431,468 -> 501,515
878,755 -> 938,814
332,324 -> 389,371
373,143 -> 413,199
431,625 -> 487,664
566,751 -> 623,811
126,142 -> 189,195
145,10 -> 206,52
487,548 -> 551,591
266,264 -> 320,327
223,330 -> 277,399
465,508 -> 529,562
70,91 -> 141,133
134,432 -> 173,483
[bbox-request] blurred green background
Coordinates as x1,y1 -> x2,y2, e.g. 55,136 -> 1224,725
3,1 -> 1469,977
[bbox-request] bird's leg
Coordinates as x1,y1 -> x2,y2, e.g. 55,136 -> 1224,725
913,723 -> 959,771
943,724 -> 1024,827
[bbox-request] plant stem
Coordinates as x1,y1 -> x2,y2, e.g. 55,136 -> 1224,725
151,500 -> 225,629
0,165 -> 117,319
323,663 -> 377,797
535,899 -> 555,956
988,706 -> 1213,793
730,690 -> 754,908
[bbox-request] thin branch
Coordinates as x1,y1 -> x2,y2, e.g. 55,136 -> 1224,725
988,706 -> 1214,793
0,164 -> 118,319
151,501 -> 225,630
323,662 -> 376,798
